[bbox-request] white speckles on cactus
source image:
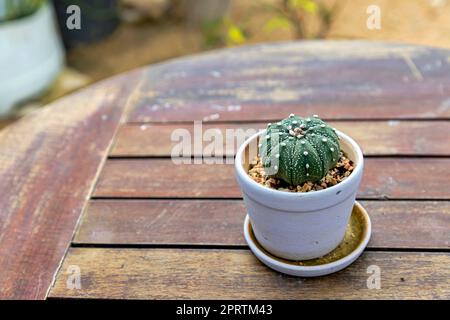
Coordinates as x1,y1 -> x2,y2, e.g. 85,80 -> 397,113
259,115 -> 340,185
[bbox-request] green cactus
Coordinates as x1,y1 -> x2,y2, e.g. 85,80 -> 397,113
259,114 -> 340,185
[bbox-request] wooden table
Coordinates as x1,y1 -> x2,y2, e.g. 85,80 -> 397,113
1,41 -> 449,300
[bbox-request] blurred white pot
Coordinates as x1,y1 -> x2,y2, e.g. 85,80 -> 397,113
0,2 -> 64,115
235,130 -> 364,261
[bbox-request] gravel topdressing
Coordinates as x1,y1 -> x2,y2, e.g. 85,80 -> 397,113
248,152 -> 354,193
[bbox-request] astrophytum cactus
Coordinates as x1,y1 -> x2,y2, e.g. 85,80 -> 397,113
259,114 -> 340,185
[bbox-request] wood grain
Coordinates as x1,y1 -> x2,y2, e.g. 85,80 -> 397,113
73,200 -> 450,250
49,248 -> 450,299
92,158 -> 450,199
4,40 -> 450,301
127,41 -> 450,123
111,121 -> 450,157
74,200 -> 246,246
0,70 -> 142,299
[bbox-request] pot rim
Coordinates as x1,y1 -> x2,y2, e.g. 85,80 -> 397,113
235,128 -> 364,200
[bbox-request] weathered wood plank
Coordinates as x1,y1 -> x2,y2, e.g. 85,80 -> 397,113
49,248 -> 450,299
127,41 -> 450,122
111,121 -> 450,157
93,158 -> 450,199
73,200 -> 450,250
0,70 -> 143,299
74,200 -> 245,246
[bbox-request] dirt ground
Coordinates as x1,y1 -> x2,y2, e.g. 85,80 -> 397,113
68,0 -> 450,80
1,0 -> 450,129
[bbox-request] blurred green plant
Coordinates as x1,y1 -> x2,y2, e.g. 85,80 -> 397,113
201,0 -> 342,48
267,0 -> 341,39
0,0 -> 46,22
201,17 -> 247,48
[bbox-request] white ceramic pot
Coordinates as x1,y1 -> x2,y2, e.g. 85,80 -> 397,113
235,129 -> 364,261
0,2 -> 64,115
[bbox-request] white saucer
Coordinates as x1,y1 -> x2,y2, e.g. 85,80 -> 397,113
243,201 -> 372,277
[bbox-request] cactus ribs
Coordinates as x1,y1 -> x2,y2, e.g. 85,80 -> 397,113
252,114 -> 355,192
259,114 -> 341,185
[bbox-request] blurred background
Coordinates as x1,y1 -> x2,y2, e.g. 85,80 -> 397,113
1,0 -> 450,130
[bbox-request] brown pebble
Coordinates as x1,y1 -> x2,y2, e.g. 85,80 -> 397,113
248,152 -> 354,193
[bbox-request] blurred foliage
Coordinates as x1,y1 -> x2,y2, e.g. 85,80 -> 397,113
0,0 -> 46,22
267,0 -> 342,39
201,0 -> 342,48
201,17 -> 247,48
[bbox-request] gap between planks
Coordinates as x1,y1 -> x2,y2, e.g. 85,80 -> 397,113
110,121 -> 450,157
49,248 -> 450,299
92,158 -> 450,199
72,199 -> 450,250
0,71 -> 144,299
